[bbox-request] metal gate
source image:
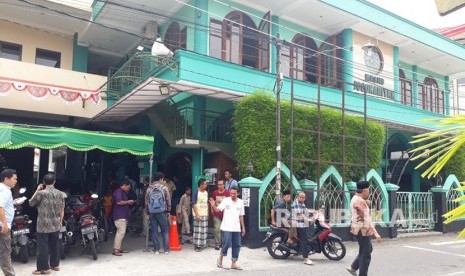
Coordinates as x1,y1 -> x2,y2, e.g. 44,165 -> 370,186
396,192 -> 434,232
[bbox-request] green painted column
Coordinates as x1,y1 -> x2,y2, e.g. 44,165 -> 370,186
412,170 -> 420,192
445,76 -> 450,115
342,29 -> 353,94
393,46 -> 399,102
72,33 -> 88,73
412,66 -> 418,108
191,149 -> 204,192
194,0 -> 208,55
270,15 -> 279,74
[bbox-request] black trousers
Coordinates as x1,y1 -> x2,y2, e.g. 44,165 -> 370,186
36,232 -> 60,271
351,232 -> 373,276
296,227 -> 309,259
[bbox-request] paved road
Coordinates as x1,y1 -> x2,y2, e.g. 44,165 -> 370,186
10,232 -> 465,275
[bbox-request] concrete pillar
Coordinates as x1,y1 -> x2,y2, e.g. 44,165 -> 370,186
431,186 -> 447,233
342,29 -> 353,95
238,176 -> 263,248
194,0 -> 208,55
385,183 -> 400,238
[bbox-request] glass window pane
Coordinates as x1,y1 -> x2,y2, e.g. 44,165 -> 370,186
36,48 -> 61,68
0,41 -> 21,61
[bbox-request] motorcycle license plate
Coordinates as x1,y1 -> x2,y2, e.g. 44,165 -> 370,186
13,229 -> 29,235
81,225 -> 97,235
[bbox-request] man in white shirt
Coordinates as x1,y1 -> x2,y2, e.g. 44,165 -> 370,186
209,187 -> 245,271
0,169 -> 18,276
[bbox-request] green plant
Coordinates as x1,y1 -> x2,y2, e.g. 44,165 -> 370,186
233,92 -> 385,180
410,115 -> 465,238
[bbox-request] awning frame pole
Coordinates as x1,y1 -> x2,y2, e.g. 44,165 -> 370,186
144,154 -> 154,252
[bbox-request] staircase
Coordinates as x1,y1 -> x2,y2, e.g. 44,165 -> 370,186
146,101 -> 235,159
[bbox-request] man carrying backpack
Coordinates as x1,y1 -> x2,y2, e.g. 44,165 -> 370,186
145,172 -> 171,255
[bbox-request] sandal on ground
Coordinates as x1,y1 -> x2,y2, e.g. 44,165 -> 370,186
119,249 -> 130,253
303,260 -> 314,265
112,251 -> 122,256
51,267 -> 60,271
216,258 -> 223,268
346,267 -> 357,276
195,247 -> 202,252
231,266 -> 243,270
32,270 -> 51,275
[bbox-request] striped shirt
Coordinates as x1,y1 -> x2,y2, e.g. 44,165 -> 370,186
291,199 -> 308,228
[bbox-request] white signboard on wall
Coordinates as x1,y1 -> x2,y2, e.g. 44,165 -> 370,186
242,188 -> 250,207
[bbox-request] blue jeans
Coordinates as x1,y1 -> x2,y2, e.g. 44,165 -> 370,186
221,231 -> 241,261
149,212 -> 170,252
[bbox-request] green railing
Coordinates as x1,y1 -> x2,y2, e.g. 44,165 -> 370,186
103,52 -> 178,100
174,107 -> 233,143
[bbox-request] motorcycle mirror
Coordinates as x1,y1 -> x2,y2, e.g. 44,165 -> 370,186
19,187 -> 26,194
91,194 -> 98,199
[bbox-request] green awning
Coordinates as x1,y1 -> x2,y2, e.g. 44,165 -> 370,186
0,123 -> 154,156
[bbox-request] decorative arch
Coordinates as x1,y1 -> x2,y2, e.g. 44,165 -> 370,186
258,163 -> 301,229
365,169 -> 389,222
222,11 -> 259,68
259,163 -> 301,199
164,21 -> 187,52
290,33 -> 318,83
443,174 -> 461,191
399,69 -> 413,106
317,165 -> 350,224
442,175 -> 464,213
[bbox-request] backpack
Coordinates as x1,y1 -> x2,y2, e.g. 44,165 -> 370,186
148,185 -> 166,214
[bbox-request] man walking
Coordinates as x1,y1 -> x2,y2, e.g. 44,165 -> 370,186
192,178 -> 208,252
211,180 -> 229,250
112,181 -> 135,256
29,173 -> 66,275
0,169 -> 17,276
179,187 -> 192,241
292,192 -> 313,265
145,172 -> 171,254
347,181 -> 382,276
224,170 -> 238,192
209,187 -> 245,270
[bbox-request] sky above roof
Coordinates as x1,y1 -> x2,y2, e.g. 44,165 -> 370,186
367,0 -> 464,29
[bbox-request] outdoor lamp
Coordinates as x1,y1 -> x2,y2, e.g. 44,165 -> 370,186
362,37 -> 376,50
159,85 -> 170,95
247,161 -> 254,177
386,171 -> 392,183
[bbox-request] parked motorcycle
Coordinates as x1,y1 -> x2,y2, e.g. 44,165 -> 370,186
263,208 -> 346,261
70,194 -> 105,260
11,188 -> 35,263
58,219 -> 72,259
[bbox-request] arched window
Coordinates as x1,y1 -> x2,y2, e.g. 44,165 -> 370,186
164,22 -> 187,52
285,34 -> 318,83
419,77 -> 444,114
222,11 -> 259,68
319,35 -> 343,88
399,69 -> 412,106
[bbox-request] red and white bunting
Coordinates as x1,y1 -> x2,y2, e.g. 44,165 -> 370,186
0,78 -> 101,105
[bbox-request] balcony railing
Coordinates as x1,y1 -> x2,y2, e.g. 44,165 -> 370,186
104,52 -> 178,100
174,107 -> 233,144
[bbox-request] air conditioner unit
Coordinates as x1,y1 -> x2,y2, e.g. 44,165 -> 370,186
145,21 -> 158,40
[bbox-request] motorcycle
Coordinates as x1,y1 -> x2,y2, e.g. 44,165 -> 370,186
11,188 -> 35,263
263,208 -> 346,261
71,194 -> 105,260
58,218 -> 73,259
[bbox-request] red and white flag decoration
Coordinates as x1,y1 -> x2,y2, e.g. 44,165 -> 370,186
0,77 -> 101,105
